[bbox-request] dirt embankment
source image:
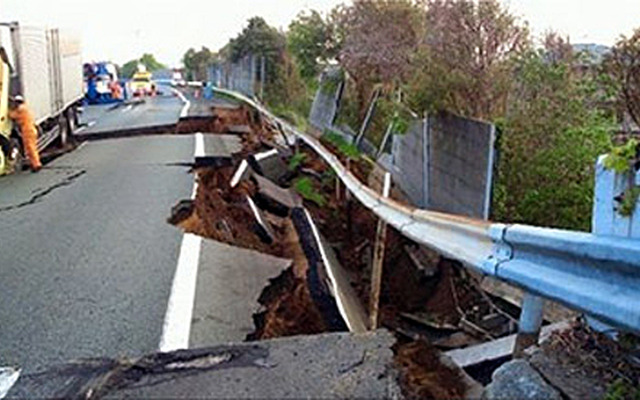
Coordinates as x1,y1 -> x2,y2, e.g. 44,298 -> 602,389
170,101 -> 492,397
170,105 -> 332,341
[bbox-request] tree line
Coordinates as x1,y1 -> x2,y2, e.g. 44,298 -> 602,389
182,0 -> 640,232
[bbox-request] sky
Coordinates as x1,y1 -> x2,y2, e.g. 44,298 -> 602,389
3,0 -> 640,67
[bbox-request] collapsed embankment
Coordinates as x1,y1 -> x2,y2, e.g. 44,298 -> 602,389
167,97 -> 526,398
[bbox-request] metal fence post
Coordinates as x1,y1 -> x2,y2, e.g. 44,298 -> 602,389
422,113 -> 430,208
260,56 -> 265,101
369,172 -> 392,330
355,88 -> 380,146
513,292 -> 545,357
376,121 -> 394,159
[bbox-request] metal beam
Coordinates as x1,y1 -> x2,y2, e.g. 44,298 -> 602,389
212,87 -> 640,335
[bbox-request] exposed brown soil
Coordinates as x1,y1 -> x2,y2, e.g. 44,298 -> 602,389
247,268 -> 329,340
293,141 -> 515,340
168,100 -> 497,397
539,322 -> 640,395
172,167 -> 287,257
175,105 -> 253,134
394,340 -> 471,399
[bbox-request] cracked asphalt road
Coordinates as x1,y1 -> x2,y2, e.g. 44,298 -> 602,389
0,135 -> 195,372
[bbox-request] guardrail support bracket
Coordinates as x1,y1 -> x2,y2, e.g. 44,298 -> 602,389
513,292 -> 545,357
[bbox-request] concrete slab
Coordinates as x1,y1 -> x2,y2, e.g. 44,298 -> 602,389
189,239 -> 292,348
202,134 -> 243,158
252,174 -> 302,213
445,321 -> 571,368
10,331 -> 400,399
250,150 -> 288,183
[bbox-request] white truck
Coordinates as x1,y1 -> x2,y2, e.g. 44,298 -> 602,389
0,22 -> 83,174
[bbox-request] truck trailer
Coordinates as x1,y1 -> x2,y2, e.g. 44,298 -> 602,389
0,22 -> 83,175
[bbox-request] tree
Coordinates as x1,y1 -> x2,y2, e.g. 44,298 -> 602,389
543,31 -> 573,65
494,49 -> 613,231
604,28 -> 640,129
229,17 -> 286,65
287,10 -> 338,83
336,0 -> 422,117
120,53 -> 165,78
406,0 -> 529,119
183,47 -> 214,81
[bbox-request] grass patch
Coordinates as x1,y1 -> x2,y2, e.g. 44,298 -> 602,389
322,129 -> 361,160
293,177 -> 326,206
288,151 -> 307,171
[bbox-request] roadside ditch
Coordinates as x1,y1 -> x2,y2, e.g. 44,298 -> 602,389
167,99 -> 539,398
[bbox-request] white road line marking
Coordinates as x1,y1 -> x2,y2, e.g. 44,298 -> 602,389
254,148 -> 278,161
230,160 -> 248,188
88,121 -> 96,127
194,132 -> 205,158
158,133 -> 204,352
303,208 -> 354,332
122,105 -> 133,113
173,89 -> 191,118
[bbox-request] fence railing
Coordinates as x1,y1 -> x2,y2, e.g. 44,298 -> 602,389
213,87 -> 640,347
208,54 -> 265,99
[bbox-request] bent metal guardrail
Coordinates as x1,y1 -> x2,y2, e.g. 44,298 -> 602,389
212,87 -> 640,336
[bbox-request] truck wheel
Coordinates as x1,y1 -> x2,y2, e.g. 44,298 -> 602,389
58,118 -> 68,147
66,107 -> 78,134
8,137 -> 24,172
0,136 -> 24,174
0,135 -> 12,175
0,143 -> 6,175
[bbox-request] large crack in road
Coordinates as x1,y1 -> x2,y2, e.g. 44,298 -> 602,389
0,169 -> 86,212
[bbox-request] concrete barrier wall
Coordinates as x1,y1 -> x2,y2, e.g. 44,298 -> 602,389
427,112 -> 496,219
384,120 -> 427,207
309,71 -> 342,132
381,112 -> 495,219
307,70 -> 496,219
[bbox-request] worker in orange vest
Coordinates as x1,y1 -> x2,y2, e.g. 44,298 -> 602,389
9,96 -> 42,172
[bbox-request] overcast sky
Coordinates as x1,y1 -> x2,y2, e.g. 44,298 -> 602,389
3,0 -> 639,67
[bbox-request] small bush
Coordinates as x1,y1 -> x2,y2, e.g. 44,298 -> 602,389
294,177 -> 326,206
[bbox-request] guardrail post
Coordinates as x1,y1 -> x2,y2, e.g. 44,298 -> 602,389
369,172 -> 392,330
513,292 -> 544,357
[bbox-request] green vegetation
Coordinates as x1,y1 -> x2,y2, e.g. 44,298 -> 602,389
195,0 -> 640,231
604,139 -> 639,174
288,151 -> 307,171
493,49 -> 613,231
604,379 -> 640,400
120,53 -> 166,78
271,104 -> 308,132
293,177 -> 326,206
183,47 -> 215,81
319,69 -> 344,96
288,10 -> 340,84
322,129 -> 361,160
603,140 -> 640,217
619,187 -> 640,217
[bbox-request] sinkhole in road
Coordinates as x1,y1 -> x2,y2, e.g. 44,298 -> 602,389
167,103 -> 529,397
